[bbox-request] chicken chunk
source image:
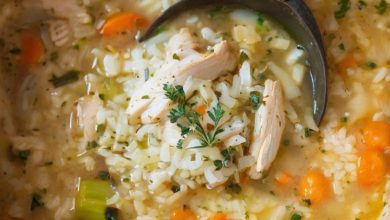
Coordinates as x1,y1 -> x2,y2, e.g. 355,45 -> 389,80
248,80 -> 286,179
127,28 -> 238,124
76,95 -> 102,140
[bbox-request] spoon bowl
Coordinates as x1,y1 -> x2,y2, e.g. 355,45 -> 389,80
140,0 -> 327,125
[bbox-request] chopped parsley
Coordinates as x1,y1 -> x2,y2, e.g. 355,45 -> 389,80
31,193 -> 44,211
49,70 -> 80,88
171,185 -> 181,193
98,171 -> 110,181
18,150 -> 31,161
214,160 -> 223,170
208,6 -> 223,19
228,183 -> 242,194
249,91 -> 262,110
334,0 -> 350,19
376,0 -> 388,15
291,213 -> 302,220
303,199 -> 312,206
141,95 -> 150,99
304,128 -> 314,137
105,207 -> 119,220
240,51 -> 249,63
163,84 -> 225,149
98,94 -> 105,101
338,43 -> 345,51
9,47 -> 21,54
341,116 -> 349,123
367,61 -> 377,69
176,139 -> 183,149
172,53 -> 180,60
87,141 -> 98,150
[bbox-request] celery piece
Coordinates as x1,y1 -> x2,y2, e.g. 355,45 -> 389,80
76,180 -> 112,220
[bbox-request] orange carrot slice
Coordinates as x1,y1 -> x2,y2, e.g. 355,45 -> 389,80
338,52 -> 357,71
299,170 -> 331,205
100,12 -> 148,37
20,31 -> 44,68
363,120 -> 390,151
357,150 -> 386,187
171,207 -> 197,220
210,213 -> 228,220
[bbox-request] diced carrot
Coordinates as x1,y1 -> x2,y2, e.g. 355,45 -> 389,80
363,120 -> 390,151
100,12 -> 148,37
357,150 -> 386,187
171,207 -> 196,220
338,52 -> 357,71
210,213 -> 228,220
20,31 -> 44,68
195,105 -> 207,116
275,171 -> 294,185
299,170 -> 331,205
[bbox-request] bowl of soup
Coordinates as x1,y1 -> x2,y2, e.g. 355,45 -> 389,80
0,0 -> 390,219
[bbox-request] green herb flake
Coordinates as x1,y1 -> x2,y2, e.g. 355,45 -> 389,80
18,150 -> 31,161
98,94 -> 105,101
376,0 -> 388,15
98,171 -> 110,181
208,6 -> 223,19
341,116 -> 349,123
31,193 -> 44,211
141,95 -> 150,99
240,52 -> 249,63
163,84 -> 185,102
49,70 -> 80,88
87,141 -> 98,150
172,53 -> 180,60
176,139 -> 184,149
367,61 -> 377,69
304,128 -> 314,137
214,160 -> 223,170
228,183 -> 242,194
291,213 -> 302,220
171,185 -> 181,193
155,26 -> 167,35
9,47 -> 21,54
249,91 -> 261,110
257,14 -> 265,26
303,199 -> 312,206
358,0 -> 367,9
338,43 -> 345,51
334,0 -> 350,19
327,33 -> 336,41
105,207 -> 119,220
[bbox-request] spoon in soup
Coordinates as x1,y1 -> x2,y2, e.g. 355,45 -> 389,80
139,0 -> 327,126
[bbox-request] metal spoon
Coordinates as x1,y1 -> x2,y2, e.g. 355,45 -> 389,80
139,0 -> 327,125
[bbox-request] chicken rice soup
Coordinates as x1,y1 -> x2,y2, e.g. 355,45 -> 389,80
0,0 -> 390,220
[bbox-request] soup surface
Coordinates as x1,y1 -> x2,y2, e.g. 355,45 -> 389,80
0,0 -> 390,220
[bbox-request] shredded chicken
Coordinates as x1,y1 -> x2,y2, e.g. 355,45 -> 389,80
127,28 -> 238,124
76,95 -> 102,140
248,80 -> 286,179
48,20 -> 73,47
